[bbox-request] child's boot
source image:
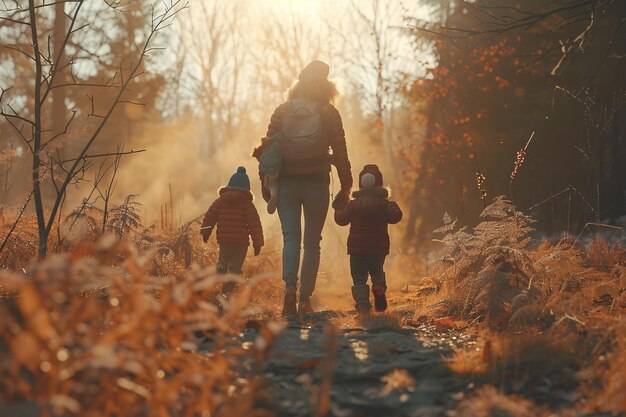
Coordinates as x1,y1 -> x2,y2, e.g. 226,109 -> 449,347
351,284 -> 372,316
267,196 -> 278,214
372,286 -> 387,312
282,285 -> 297,318
222,281 -> 236,297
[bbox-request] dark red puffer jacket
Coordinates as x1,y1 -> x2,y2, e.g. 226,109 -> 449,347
201,188 -> 264,248
334,187 -> 402,255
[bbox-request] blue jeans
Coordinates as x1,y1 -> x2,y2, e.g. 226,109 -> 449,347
277,179 -> 329,299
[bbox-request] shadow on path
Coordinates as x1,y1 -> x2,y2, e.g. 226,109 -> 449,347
244,310 -> 469,417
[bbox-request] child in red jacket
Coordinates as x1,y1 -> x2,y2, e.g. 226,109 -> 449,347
200,166 -> 264,295
334,164 -> 402,315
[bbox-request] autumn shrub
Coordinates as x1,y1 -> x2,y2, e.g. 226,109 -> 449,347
0,237 -> 282,417
586,235 -> 626,271
429,196 -> 624,329
425,196 -> 626,412
431,196 -> 538,327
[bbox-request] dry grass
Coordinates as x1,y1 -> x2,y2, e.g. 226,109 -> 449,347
451,385 -> 546,417
0,213 -> 39,271
0,235 -> 283,416
359,312 -> 403,332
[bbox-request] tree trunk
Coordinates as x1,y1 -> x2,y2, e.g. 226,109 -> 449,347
29,0 -> 47,257
403,98 -> 439,244
52,1 -> 67,157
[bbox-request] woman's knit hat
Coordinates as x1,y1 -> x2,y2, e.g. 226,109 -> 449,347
228,166 -> 251,190
298,60 -> 330,82
359,164 -> 383,188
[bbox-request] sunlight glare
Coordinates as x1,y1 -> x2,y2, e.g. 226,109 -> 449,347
349,339 -> 369,361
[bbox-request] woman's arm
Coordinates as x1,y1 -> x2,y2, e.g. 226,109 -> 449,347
325,105 -> 353,193
334,200 -> 353,226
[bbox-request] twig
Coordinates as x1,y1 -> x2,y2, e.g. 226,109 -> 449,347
0,190 -> 34,254
169,182 -> 174,230
571,222 -> 622,248
59,149 -> 146,164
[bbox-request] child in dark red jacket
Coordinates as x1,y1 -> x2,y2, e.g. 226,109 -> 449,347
200,166 -> 264,295
334,164 -> 402,315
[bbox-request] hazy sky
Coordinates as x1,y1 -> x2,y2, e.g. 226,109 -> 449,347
171,0 -> 437,117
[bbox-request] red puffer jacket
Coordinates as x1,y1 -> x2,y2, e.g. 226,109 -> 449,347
334,187 -> 403,255
201,187 -> 264,248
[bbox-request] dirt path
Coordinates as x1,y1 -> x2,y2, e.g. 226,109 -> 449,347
234,311 -> 476,417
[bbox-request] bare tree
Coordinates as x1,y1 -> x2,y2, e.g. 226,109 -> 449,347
329,0 -> 414,130
177,0 -> 251,156
252,9 -> 323,103
0,0 -> 187,256
325,0 -> 423,189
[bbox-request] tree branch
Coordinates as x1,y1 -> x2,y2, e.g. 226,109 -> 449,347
59,148 -> 146,164
43,0 -> 187,237
40,0 -> 84,104
0,190 -> 34,254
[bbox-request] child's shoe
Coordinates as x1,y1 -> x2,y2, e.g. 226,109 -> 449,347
372,286 -> 387,312
351,284 -> 372,316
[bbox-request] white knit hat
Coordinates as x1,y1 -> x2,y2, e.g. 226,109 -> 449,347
360,172 -> 377,188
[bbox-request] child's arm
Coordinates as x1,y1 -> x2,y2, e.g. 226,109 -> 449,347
387,200 -> 403,224
200,200 -> 219,242
245,202 -> 264,254
334,200 -> 353,226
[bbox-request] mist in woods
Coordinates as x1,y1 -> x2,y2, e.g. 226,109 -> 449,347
1,1 -> 625,416
2,0 -> 624,253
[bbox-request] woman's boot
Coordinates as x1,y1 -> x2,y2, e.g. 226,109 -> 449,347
282,286 -> 298,318
298,297 -> 314,317
351,284 -> 372,316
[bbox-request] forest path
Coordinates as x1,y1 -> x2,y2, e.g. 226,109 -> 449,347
236,310 -> 475,417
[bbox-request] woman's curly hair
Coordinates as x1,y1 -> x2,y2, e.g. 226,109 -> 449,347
286,78 -> 339,104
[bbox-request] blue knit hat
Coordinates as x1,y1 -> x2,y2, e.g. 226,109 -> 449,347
227,166 -> 250,190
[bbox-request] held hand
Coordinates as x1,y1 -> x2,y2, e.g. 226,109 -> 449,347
332,189 -> 349,210
201,227 -> 212,243
254,246 -> 261,256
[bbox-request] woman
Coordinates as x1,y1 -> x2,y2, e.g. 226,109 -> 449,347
253,60 -> 353,317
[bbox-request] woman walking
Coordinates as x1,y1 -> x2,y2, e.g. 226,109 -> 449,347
254,60 -> 353,317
